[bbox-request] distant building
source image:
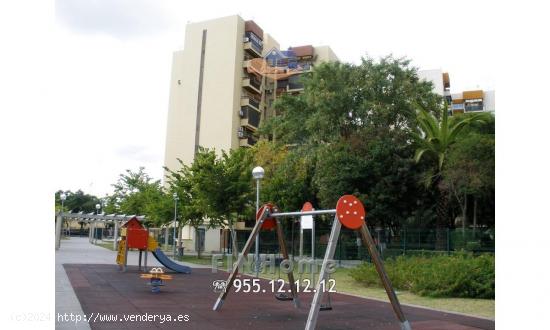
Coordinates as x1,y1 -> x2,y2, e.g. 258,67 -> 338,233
450,89 -> 495,115
418,69 -> 495,115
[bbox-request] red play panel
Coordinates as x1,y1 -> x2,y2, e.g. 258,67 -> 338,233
302,202 -> 313,212
256,203 -> 277,230
336,195 -> 366,230
126,228 -> 148,249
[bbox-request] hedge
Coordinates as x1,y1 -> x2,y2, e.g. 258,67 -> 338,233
349,252 -> 494,299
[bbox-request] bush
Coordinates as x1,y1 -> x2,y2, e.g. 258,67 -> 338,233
465,241 -> 482,251
349,252 -> 494,299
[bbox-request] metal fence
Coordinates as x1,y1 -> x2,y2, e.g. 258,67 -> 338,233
237,226 -> 494,261
86,222 -> 494,261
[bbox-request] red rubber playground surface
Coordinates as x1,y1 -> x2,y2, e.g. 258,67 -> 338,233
63,264 -> 495,330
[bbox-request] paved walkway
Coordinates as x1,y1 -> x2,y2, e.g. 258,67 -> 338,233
55,237 -> 206,329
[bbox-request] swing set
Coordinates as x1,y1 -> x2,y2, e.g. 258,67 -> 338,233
212,195 -> 412,330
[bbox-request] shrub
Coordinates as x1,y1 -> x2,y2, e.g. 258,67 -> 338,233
349,252 -> 494,298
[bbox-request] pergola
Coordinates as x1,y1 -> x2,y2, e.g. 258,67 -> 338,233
54,212 -> 146,250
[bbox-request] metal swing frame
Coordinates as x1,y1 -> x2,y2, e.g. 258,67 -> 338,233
212,198 -> 411,330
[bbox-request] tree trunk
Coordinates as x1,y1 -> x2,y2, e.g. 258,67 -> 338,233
436,183 -> 449,250
473,198 -> 478,236
195,227 -> 202,259
462,192 -> 468,235
228,220 -> 238,259
177,224 -> 182,257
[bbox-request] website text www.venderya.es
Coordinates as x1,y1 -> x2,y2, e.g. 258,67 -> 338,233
57,312 -> 190,325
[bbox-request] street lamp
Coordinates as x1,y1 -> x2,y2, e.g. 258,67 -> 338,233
60,193 -> 67,237
173,192 -> 179,258
252,166 -> 265,277
60,193 -> 66,213
95,203 -> 100,244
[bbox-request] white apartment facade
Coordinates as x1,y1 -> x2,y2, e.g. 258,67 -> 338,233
164,15 -> 338,254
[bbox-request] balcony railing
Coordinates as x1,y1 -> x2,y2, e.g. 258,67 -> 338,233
239,106 -> 261,129
242,76 -> 262,93
465,105 -> 484,112
244,32 -> 263,57
287,75 -> 304,91
237,126 -> 258,147
241,96 -> 261,110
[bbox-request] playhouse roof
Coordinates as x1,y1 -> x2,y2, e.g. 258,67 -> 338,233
122,216 -> 144,229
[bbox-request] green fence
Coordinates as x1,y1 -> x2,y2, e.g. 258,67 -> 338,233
237,226 -> 494,261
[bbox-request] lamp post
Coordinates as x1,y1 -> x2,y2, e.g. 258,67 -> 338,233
252,166 -> 265,277
60,193 -> 67,237
55,193 -> 67,250
60,193 -> 66,213
95,203 -> 100,244
173,192 -> 179,258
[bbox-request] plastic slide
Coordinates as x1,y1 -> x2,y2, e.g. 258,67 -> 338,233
151,248 -> 192,274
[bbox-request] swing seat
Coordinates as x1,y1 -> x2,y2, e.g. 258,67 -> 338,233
274,292 -> 294,301
319,304 -> 333,311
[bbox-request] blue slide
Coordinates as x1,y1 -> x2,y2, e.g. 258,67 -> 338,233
151,248 -> 192,274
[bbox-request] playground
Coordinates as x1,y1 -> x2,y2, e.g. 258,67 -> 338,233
63,261 -> 494,330
55,196 -> 495,330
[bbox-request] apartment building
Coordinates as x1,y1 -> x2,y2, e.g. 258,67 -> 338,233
163,15 -> 338,254
450,89 -> 495,115
418,69 -> 495,115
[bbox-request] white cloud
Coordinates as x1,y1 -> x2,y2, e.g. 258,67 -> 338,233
55,0 -> 172,39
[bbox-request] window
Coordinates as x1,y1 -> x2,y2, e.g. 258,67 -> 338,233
464,99 -> 484,112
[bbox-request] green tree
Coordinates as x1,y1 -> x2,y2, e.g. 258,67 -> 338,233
107,168 -> 172,227
443,123 -> 495,233
260,55 -> 441,229
253,141 -> 315,212
413,108 -> 491,247
165,151 -> 221,258
216,148 -> 255,256
55,190 -> 100,213
262,56 -> 441,146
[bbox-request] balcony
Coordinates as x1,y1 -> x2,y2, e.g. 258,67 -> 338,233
243,31 -> 263,58
452,103 -> 464,111
237,126 -> 257,147
239,106 -> 261,129
287,82 -> 304,92
241,95 -> 261,111
287,75 -> 304,92
244,41 -> 263,57
465,105 -> 484,112
239,136 -> 257,147
276,80 -> 288,89
242,76 -> 262,94
464,99 -> 484,112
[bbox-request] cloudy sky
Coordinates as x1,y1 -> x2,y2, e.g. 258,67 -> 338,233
54,0 -> 497,198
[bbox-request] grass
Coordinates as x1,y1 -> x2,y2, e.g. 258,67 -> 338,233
95,242 -> 116,251
329,268 -> 494,319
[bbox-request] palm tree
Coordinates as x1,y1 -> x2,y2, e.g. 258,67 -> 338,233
413,107 -> 490,248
